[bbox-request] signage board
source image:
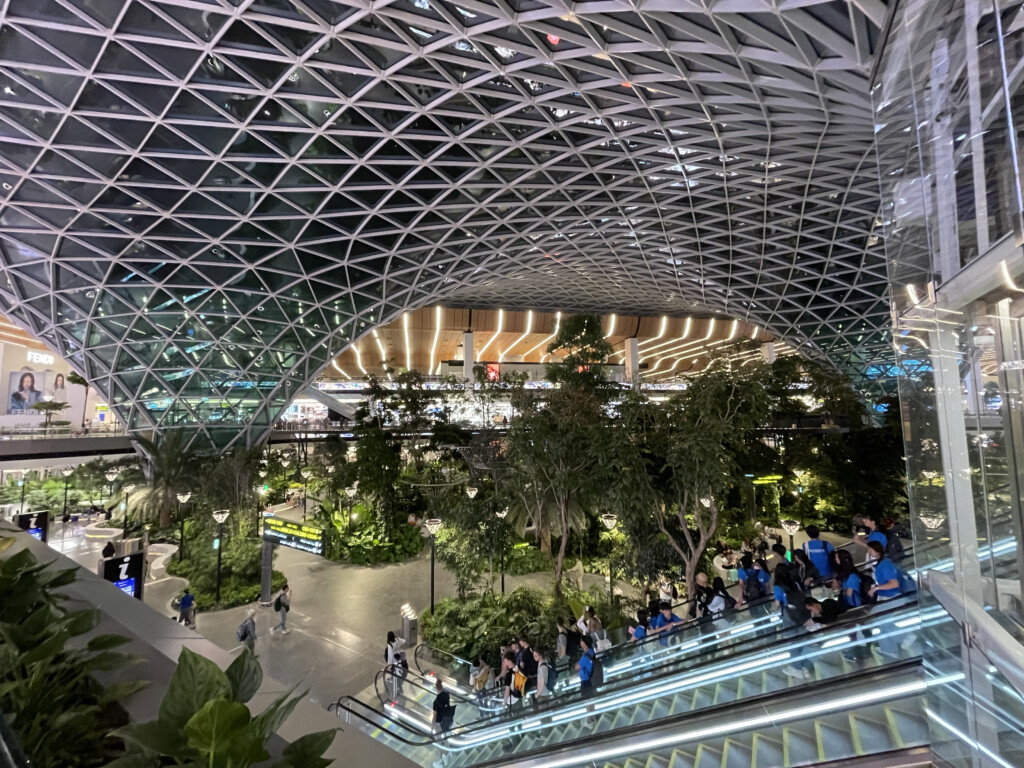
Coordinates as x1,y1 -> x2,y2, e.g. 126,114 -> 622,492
262,516 -> 324,556
101,552 -> 145,600
16,511 -> 48,542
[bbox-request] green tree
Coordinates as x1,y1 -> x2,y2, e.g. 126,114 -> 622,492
32,400 -> 69,431
131,431 -> 197,528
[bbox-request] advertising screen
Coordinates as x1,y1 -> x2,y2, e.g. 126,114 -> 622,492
263,516 -> 324,556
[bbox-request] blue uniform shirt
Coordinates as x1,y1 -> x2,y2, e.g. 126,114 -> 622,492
180,593 -> 194,610
842,573 -> 862,606
633,624 -> 647,640
773,585 -> 786,605
578,650 -> 595,684
650,611 -> 682,645
873,558 -> 901,599
803,538 -> 835,578
756,569 -> 771,590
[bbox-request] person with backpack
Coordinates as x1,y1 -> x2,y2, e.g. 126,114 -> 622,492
575,635 -> 598,699
237,608 -> 257,653
178,589 -> 196,629
533,647 -> 554,702
801,525 -> 835,580
754,558 -> 772,595
853,512 -> 888,552
708,576 -> 736,616
271,583 -> 290,634
515,635 -> 538,692
866,540 -> 909,658
790,549 -> 820,590
773,562 -> 811,629
431,678 -> 455,768
629,608 -> 650,640
736,554 -> 761,607
835,549 -> 871,609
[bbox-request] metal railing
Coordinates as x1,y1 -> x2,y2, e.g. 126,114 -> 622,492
0,423 -> 126,440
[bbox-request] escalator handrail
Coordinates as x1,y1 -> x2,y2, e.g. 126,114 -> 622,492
414,642 -> 473,677
374,665 -> 506,712
332,653 -> 924,757
342,595 -> 921,745
463,657 -> 925,768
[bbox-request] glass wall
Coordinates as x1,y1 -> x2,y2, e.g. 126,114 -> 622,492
874,0 -> 1024,764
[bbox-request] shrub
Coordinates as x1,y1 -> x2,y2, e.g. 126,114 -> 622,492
166,535 -> 286,610
504,543 -> 551,576
343,521 -> 424,565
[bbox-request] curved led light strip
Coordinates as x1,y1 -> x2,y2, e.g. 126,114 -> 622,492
331,359 -> 351,380
476,308 -> 503,360
402,312 -> 412,371
637,316 -> 668,348
603,314 -> 616,338
430,305 -> 443,375
353,345 -> 367,376
636,316 -> 693,358
372,329 -> 387,367
531,311 -> 562,363
500,310 -> 533,362
644,319 -> 715,374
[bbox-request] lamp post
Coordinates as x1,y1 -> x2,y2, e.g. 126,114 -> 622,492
424,518 -> 442,612
121,483 -> 136,540
300,467 -> 312,521
176,492 -> 191,561
780,519 -> 801,555
465,486 -> 478,499
17,470 -> 26,515
600,512 -> 618,603
60,466 -> 74,544
496,507 -> 509,594
212,509 -> 230,606
105,469 -> 118,507
346,486 -> 357,534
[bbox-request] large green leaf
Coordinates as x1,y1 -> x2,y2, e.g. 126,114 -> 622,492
182,698 -> 251,754
99,679 -> 149,704
87,633 -> 133,651
274,729 -> 337,768
159,648 -> 233,730
225,647 -> 262,703
250,687 -> 303,744
61,607 -> 101,636
20,628 -> 70,665
114,719 -> 200,759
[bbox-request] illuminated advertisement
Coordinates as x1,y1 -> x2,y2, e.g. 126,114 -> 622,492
101,552 -> 145,601
16,511 -> 48,542
263,516 -> 324,556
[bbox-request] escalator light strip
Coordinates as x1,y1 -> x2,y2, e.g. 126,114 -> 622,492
926,708 -> 1015,768
525,678 -> 936,768
821,636 -> 852,649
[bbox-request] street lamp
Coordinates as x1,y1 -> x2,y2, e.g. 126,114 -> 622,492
466,486 -> 478,499
601,512 -> 618,603
300,467 -> 312,520
345,486 -> 357,534
105,469 -> 118,506
780,519 -> 801,554
212,509 -> 230,605
122,483 -> 136,540
16,470 -> 26,515
60,466 -> 74,544
424,518 -> 442,612
496,507 -> 509,594
176,492 -> 191,561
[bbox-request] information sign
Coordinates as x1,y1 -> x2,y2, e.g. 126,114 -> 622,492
101,552 -> 145,600
263,516 -> 324,556
16,511 -> 48,542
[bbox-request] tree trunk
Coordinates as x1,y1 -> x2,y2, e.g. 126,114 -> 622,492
553,501 -> 570,599
159,504 -> 172,529
80,385 -> 88,429
539,514 -> 552,556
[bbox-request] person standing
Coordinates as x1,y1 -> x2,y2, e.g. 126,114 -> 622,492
238,608 -> 257,653
533,647 -> 552,702
271,583 -> 291,634
575,636 -> 597,698
101,540 -> 115,559
853,512 -> 888,551
801,525 -> 835,580
178,589 -> 195,628
431,678 -> 454,768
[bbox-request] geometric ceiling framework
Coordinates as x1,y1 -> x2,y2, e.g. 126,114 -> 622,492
0,0 -> 891,451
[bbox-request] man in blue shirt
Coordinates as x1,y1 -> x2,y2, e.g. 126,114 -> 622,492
649,601 -> 684,645
178,589 -> 195,628
802,525 -> 835,580
866,542 -> 901,600
575,636 -> 597,698
854,512 -> 888,553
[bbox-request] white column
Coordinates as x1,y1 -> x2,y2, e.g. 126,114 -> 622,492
760,342 -> 777,363
624,337 -> 639,387
463,331 -> 474,380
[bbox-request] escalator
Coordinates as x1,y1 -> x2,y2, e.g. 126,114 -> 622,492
332,596 -> 939,767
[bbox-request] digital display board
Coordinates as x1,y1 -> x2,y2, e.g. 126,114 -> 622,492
16,511 -> 48,542
263,516 -> 324,556
101,552 -> 145,601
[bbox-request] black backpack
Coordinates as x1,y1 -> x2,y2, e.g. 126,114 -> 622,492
859,571 -> 877,605
885,530 -> 905,560
589,653 -> 604,688
742,574 -> 763,603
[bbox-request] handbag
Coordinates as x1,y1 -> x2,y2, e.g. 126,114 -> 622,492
512,669 -> 527,697
595,629 -> 612,652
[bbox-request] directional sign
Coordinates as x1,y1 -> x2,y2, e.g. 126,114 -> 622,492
16,511 -> 48,542
262,516 -> 324,556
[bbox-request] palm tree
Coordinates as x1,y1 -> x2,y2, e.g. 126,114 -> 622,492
131,431 -> 195,528
66,371 -> 89,430
32,400 -> 70,433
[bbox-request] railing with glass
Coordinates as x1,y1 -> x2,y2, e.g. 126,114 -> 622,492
375,665 -> 505,716
332,595 -> 932,767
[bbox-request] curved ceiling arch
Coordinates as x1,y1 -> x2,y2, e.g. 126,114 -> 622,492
0,0 -> 892,450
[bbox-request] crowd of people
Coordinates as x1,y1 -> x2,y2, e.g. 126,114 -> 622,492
405,511 -> 912,766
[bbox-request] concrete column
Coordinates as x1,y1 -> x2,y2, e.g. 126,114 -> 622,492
463,331 -> 474,381
624,337 -> 639,386
760,342 -> 777,363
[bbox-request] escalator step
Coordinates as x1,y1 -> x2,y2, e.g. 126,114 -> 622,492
884,703 -> 929,747
849,713 -> 895,755
782,725 -> 819,766
750,732 -> 784,768
689,687 -> 714,712
720,737 -> 753,768
666,749 -> 698,768
814,719 -> 855,762
693,743 -> 724,768
644,752 -> 672,768
650,697 -> 673,721
713,682 -> 737,705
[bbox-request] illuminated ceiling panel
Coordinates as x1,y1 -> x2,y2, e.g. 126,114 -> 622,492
0,0 -> 890,449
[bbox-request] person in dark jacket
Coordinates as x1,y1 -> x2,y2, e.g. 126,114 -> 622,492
804,596 -> 841,627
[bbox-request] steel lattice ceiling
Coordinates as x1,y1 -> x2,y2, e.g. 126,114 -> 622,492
0,0 -> 891,450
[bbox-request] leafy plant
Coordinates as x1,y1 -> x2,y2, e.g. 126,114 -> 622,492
109,647 -> 335,767
0,535 -> 144,768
